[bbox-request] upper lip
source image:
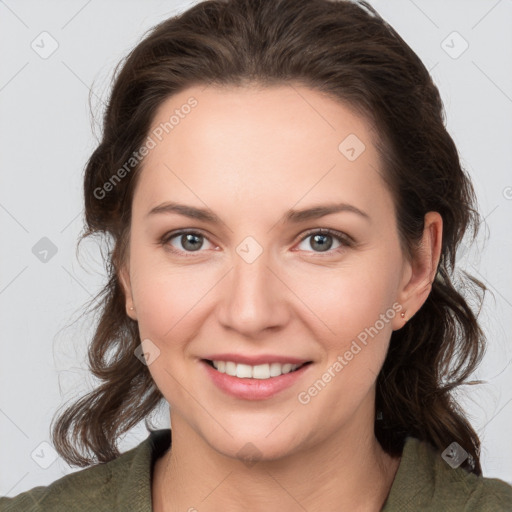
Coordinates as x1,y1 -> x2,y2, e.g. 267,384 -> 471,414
202,353 -> 312,366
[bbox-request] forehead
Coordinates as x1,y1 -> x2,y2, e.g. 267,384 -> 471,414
134,84 -> 392,221
147,83 -> 377,159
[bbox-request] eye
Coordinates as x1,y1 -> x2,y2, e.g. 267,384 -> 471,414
160,228 -> 353,257
295,228 -> 353,255
161,230 -> 215,255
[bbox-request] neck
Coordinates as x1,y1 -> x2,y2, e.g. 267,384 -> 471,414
152,414 -> 401,512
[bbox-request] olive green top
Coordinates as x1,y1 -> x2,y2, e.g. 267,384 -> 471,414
1,429 -> 511,511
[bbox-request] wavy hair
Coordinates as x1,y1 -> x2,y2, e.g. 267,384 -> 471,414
51,0 -> 488,475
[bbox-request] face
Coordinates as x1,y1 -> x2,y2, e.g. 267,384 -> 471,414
120,84 -> 425,461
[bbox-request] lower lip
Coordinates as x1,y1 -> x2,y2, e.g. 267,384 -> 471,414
200,360 -> 313,400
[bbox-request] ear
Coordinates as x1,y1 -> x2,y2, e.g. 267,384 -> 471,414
394,211 -> 443,328
119,264 -> 137,321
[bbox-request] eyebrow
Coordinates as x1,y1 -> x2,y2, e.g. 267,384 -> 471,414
146,201 -> 370,224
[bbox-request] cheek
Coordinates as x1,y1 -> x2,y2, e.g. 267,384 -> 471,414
287,263 -> 399,406
132,266 -> 208,342
292,270 -> 397,422
128,235 -> 218,339
128,257 -> 210,406
290,261 -> 397,339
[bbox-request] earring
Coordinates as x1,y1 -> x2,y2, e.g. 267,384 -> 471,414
129,307 -> 134,311
400,311 -> 405,319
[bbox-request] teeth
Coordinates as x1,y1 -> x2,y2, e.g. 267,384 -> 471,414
211,360 -> 302,379
236,363 -> 253,378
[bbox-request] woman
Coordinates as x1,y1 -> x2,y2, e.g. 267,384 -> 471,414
2,0 -> 511,510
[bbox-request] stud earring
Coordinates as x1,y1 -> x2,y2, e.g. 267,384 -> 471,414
129,307 -> 134,311
400,312 -> 405,318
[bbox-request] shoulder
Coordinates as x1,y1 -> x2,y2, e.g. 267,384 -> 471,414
463,474 -> 512,511
434,456 -> 512,511
383,436 -> 512,511
0,429 -> 171,512
0,447 -> 136,512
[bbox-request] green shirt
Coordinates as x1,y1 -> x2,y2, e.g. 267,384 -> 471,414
1,429 -> 511,511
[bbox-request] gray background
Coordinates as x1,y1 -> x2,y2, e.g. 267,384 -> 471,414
1,0 -> 511,497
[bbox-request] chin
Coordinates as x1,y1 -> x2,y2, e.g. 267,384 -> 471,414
203,425 -> 303,464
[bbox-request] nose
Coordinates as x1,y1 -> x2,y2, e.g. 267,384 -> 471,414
216,247 -> 290,337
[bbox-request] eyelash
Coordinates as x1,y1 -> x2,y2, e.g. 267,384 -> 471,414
160,228 -> 354,257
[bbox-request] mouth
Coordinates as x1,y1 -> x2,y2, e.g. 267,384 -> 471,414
200,358 -> 314,400
202,359 -> 313,379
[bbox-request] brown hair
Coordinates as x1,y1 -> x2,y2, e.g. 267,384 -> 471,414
51,0 -> 488,475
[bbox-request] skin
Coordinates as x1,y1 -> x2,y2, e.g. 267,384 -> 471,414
119,83 -> 442,511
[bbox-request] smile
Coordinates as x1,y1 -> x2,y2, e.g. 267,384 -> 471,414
205,359 -> 310,379
201,359 -> 313,400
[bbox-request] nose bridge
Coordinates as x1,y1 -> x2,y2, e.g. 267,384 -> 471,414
218,237 -> 287,334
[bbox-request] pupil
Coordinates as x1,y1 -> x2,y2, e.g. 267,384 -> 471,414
182,233 -> 202,251
311,234 -> 332,252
